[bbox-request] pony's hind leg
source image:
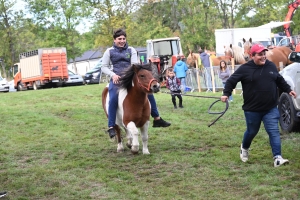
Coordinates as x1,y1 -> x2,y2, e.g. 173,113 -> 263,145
140,121 -> 150,155
127,122 -> 139,154
115,126 -> 124,153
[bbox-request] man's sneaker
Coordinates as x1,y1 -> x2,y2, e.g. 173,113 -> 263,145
240,144 -> 249,162
174,106 -> 177,109
107,128 -> 116,138
274,155 -> 289,167
179,105 -> 184,108
0,191 -> 7,198
153,117 -> 171,127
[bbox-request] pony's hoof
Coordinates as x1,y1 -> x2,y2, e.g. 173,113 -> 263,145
131,150 -> 139,155
143,150 -> 150,155
117,148 -> 124,153
131,146 -> 139,154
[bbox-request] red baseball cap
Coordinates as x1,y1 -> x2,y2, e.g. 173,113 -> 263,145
250,44 -> 268,54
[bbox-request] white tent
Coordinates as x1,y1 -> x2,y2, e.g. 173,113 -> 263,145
257,21 -> 293,29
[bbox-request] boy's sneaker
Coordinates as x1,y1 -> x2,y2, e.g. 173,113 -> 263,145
174,106 -> 177,109
179,105 -> 184,108
240,144 -> 249,162
274,155 -> 289,167
107,128 -> 116,138
0,191 -> 7,198
153,118 -> 171,127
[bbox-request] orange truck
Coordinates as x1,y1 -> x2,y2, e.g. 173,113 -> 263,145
13,47 -> 69,91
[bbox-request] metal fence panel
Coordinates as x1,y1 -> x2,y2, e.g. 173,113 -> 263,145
185,65 -> 242,92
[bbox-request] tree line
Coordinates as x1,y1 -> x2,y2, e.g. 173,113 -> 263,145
0,0 -> 298,78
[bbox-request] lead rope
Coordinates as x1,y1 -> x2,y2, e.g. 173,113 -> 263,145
163,91 -> 229,127
207,99 -> 229,127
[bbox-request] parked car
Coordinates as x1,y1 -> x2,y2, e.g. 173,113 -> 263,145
0,76 -> 9,92
84,58 -> 103,84
63,70 -> 84,86
84,66 -> 101,84
278,51 -> 300,133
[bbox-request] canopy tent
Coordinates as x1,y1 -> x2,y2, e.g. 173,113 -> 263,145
257,21 -> 293,29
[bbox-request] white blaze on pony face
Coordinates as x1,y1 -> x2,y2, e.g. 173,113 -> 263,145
252,51 -> 267,66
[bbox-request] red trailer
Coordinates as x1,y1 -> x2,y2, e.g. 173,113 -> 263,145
13,48 -> 69,91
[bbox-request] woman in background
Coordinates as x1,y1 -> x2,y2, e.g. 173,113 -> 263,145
219,60 -> 233,101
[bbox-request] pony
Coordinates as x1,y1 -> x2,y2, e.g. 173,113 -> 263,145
211,55 -> 231,66
186,49 -> 201,68
186,49 -> 233,67
243,38 -> 293,71
101,64 -> 160,154
224,44 -> 246,65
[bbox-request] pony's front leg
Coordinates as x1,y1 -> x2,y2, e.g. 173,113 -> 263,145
127,122 -> 139,154
140,121 -> 150,155
115,126 -> 124,153
126,129 -> 133,149
117,142 -> 124,153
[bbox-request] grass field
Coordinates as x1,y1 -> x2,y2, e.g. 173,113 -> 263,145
0,84 -> 299,200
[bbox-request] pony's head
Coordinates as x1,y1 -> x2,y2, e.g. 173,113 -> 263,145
186,49 -> 196,68
224,44 -> 246,64
119,64 -> 160,93
243,38 -> 252,61
224,45 -> 234,60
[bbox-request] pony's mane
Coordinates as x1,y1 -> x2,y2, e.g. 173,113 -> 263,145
119,64 -> 152,90
231,45 -> 245,64
224,45 -> 246,64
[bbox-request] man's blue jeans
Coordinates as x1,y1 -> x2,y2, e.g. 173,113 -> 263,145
242,107 -> 281,157
204,67 -> 212,91
108,80 -> 159,127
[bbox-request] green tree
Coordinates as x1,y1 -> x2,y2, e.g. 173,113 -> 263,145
25,0 -> 90,73
0,0 -> 39,77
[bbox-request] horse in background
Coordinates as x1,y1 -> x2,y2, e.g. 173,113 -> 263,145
186,49 -> 201,68
211,55 -> 231,66
102,64 -> 160,154
224,44 -> 246,65
243,38 -> 293,71
186,49 -> 230,67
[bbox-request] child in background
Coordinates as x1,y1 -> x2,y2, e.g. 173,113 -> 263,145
166,69 -> 183,109
218,60 -> 233,101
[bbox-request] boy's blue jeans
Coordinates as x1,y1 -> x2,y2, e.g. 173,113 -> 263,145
242,107 -> 282,157
108,80 -> 159,127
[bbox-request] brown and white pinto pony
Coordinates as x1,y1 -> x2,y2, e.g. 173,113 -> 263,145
102,64 -> 160,154
243,38 -> 293,71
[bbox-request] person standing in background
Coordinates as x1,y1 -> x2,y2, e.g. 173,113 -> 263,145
219,60 -> 233,101
199,48 -> 212,92
173,56 -> 188,94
